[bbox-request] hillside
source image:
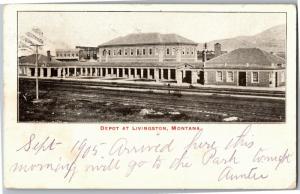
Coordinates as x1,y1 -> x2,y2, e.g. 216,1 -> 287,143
198,24 -> 286,52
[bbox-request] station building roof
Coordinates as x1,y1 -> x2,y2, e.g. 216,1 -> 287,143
206,48 -> 286,66
19,54 -> 59,64
99,33 -> 197,47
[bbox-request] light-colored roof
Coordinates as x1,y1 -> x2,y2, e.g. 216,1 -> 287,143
206,48 -> 285,65
99,33 -> 197,47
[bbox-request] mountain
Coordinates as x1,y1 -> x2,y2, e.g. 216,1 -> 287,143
198,24 -> 286,53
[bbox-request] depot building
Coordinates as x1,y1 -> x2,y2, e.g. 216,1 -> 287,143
18,32 -> 286,88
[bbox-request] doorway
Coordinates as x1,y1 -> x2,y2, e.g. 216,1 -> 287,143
238,72 -> 246,86
275,72 -> 278,87
184,71 -> 192,84
198,71 -> 204,85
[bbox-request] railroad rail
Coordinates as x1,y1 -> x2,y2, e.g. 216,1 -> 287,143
19,78 -> 285,99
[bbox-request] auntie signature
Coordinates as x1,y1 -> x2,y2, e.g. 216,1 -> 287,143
11,125 -> 292,183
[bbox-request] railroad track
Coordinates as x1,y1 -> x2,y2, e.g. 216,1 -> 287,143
19,78 -> 285,121
20,78 -> 285,98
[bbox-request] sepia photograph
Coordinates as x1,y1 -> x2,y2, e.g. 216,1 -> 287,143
4,4 -> 296,189
17,11 -> 286,122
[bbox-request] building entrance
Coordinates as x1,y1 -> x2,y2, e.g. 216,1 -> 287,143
184,70 -> 192,84
198,71 -> 204,85
275,72 -> 278,87
238,72 -> 246,86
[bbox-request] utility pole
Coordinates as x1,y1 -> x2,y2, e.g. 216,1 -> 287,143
30,44 -> 43,101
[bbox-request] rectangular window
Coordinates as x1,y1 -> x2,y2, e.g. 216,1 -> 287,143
166,48 -> 170,55
108,50 -> 111,55
149,48 -> 152,55
172,48 -> 175,55
252,72 -> 259,83
113,50 -> 116,56
186,48 -> 189,55
143,49 -> 146,55
130,49 -> 134,55
124,48 -> 128,55
137,49 -> 140,55
191,48 -> 194,55
182,48 -> 185,55
118,49 -> 122,55
227,71 -> 234,82
216,71 -> 223,82
281,71 -> 285,82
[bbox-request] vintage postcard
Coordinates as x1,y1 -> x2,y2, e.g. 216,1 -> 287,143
3,4 -> 297,189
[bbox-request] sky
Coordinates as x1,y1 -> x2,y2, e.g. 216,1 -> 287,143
18,11 -> 286,55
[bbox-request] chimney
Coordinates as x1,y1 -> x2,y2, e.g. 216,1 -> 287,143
47,50 -> 51,62
202,43 -> 208,62
214,43 -> 221,57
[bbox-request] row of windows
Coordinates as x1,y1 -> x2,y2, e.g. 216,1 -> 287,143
56,53 -> 79,57
102,47 -> 195,57
216,71 -> 259,83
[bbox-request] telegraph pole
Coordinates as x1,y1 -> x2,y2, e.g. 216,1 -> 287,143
30,44 -> 43,101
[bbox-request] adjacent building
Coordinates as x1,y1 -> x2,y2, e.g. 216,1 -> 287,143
204,48 -> 286,87
55,49 -> 79,62
76,46 -> 98,61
